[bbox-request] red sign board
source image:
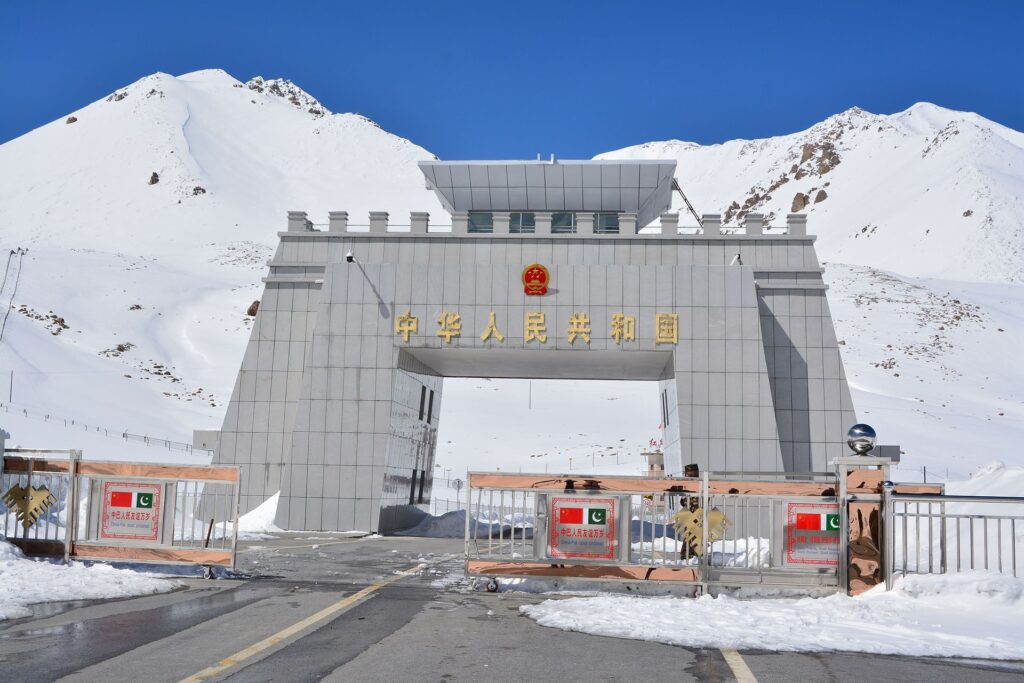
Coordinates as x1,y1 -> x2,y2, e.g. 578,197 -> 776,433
100,481 -> 163,542
785,502 -> 840,566
549,495 -> 617,560
522,264 -> 549,295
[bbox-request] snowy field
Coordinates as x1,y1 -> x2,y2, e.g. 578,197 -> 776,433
520,572 -> 1024,659
0,540 -> 179,621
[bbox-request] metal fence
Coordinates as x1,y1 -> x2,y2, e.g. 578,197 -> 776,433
884,490 -> 1024,585
0,402 -> 212,455
1,449 -> 239,567
464,472 -> 841,592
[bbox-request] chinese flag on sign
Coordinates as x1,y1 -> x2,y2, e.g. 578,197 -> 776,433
559,507 -> 584,524
110,491 -> 133,508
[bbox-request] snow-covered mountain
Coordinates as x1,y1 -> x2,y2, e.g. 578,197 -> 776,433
600,104 -> 1024,283
0,69 -> 1021,483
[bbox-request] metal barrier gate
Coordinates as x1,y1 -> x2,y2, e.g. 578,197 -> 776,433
1,449 -> 240,568
464,471 -> 843,593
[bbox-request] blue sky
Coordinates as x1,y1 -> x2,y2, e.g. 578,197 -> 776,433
2,1 -> 1021,157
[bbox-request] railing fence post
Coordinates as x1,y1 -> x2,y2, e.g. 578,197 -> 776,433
64,449 -> 81,563
882,481 -> 894,590
700,471 -> 710,595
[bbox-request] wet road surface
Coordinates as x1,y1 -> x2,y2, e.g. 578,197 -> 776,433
1,535 -> 1022,682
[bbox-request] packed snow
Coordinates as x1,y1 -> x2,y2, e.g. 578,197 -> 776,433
0,539 -> 179,621
520,572 -> 1024,659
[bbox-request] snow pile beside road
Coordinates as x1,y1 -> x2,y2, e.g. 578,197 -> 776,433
236,492 -> 284,539
0,539 -> 180,621
521,572 -> 1024,659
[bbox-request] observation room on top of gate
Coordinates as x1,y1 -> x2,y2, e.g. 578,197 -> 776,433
418,158 -> 679,234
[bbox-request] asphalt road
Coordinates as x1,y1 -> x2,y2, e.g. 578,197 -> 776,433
1,535 -> 1022,682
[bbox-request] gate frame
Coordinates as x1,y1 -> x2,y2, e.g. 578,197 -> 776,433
1,449 -> 240,568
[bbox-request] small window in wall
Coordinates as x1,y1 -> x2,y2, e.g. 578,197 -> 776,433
418,386 -> 427,421
468,211 -> 494,233
661,389 -> 670,427
417,469 -> 426,504
595,213 -> 620,234
427,390 -> 435,424
510,212 -> 535,234
551,212 -> 576,234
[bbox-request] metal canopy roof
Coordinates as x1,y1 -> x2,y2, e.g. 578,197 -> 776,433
418,159 -> 677,228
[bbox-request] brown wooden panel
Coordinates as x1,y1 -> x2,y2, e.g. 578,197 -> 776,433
468,473 -> 835,497
893,483 -> 944,495
7,538 -> 65,556
708,481 -> 836,496
3,457 -> 238,482
75,462 -> 239,481
71,543 -> 232,566
847,470 -> 884,492
467,560 -> 699,583
2,457 -> 72,473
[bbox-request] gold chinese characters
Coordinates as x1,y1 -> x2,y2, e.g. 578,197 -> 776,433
394,311 -> 680,345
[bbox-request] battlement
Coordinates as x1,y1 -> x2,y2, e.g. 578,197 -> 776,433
284,211 -> 810,237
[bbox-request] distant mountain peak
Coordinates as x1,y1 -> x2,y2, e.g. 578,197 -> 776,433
244,76 -> 329,118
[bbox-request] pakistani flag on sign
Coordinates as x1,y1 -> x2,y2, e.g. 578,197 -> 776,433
111,491 -> 155,509
795,512 -> 839,531
558,506 -> 608,525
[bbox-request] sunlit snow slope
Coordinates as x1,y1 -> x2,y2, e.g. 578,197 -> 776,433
1,69 -> 1022,481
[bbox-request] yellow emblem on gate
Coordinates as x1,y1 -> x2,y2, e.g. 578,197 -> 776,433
670,507 -> 731,557
2,484 -> 57,530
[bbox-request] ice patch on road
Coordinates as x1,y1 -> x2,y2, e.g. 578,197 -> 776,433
520,572 -> 1024,659
0,539 -> 180,621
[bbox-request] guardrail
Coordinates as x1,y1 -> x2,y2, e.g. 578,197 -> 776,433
883,489 -> 1024,587
1,449 -> 239,568
0,402 -> 212,456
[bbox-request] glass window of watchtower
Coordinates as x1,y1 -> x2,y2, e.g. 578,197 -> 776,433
510,212 -> 535,233
551,212 -> 576,234
468,212 -> 494,233
595,213 -> 619,234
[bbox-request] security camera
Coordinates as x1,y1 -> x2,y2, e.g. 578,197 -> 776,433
345,251 -> 355,263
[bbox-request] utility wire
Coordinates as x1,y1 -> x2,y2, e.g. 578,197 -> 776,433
0,249 -> 14,296
0,248 -> 26,343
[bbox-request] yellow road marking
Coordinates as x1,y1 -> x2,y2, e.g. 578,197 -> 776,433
179,563 -> 427,682
720,648 -> 757,683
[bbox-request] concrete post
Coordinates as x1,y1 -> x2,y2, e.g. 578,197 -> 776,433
659,212 -> 679,234
369,211 -> 389,234
410,212 -> 430,234
534,211 -> 552,235
328,211 -> 349,233
786,213 -> 808,236
742,213 -> 766,235
701,214 -> 722,236
493,212 -> 511,234
451,211 -> 469,234
287,211 -> 310,232
619,213 -> 638,235
576,213 -> 595,235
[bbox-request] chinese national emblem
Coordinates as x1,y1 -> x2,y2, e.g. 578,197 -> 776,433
522,264 -> 550,296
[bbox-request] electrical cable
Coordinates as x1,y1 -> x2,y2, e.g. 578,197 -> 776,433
0,248 -> 26,342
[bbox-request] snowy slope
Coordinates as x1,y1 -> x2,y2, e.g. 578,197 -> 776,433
600,105 -> 1024,283
0,69 -> 1022,486
0,69 -> 442,459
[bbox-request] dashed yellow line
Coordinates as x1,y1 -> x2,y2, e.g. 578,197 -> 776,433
720,648 -> 758,682
179,563 -> 426,682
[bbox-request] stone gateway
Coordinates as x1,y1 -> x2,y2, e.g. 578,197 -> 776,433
207,159 -> 855,532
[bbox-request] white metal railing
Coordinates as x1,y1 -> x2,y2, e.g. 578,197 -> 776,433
884,490 -> 1024,586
